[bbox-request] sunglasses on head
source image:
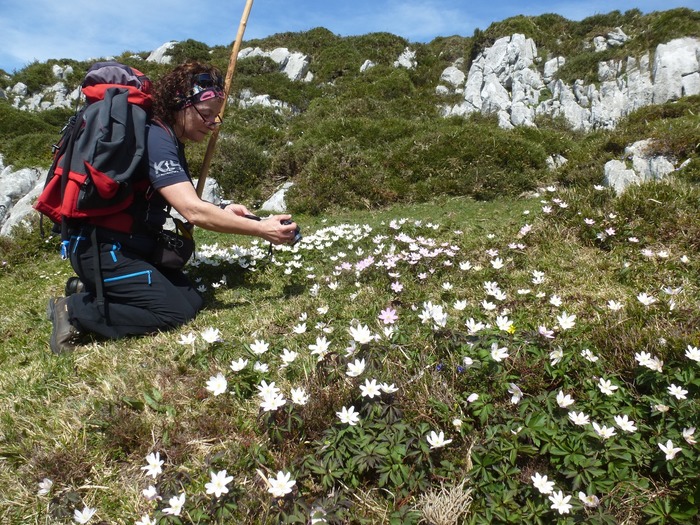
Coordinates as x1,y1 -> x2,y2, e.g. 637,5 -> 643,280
193,72 -> 223,87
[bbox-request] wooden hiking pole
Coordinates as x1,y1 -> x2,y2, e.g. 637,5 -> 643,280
196,0 -> 254,197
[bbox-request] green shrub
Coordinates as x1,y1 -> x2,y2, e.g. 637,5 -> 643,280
211,135 -> 271,203
170,39 -> 213,64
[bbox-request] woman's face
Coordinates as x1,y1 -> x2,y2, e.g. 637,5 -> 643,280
174,97 -> 225,142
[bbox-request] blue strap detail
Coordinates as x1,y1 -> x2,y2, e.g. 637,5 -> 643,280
104,270 -> 152,285
60,240 -> 70,260
70,235 -> 86,254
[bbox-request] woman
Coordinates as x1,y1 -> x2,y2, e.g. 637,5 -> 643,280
47,61 -> 298,353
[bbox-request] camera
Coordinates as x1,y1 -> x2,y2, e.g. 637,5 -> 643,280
281,219 -> 302,246
245,214 -> 302,246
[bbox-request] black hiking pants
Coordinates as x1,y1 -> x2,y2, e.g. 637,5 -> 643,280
65,228 -> 203,339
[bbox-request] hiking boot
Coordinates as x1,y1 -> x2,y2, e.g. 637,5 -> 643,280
65,276 -> 85,296
47,297 -> 81,354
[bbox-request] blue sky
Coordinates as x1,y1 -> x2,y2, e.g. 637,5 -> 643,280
1,0 -> 698,72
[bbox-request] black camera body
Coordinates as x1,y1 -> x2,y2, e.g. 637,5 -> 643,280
281,219 -> 302,246
245,214 -> 302,246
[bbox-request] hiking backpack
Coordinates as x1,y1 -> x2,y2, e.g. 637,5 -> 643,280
34,61 -> 153,255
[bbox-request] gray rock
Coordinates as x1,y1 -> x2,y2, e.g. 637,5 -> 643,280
394,48 -> 417,69
653,37 -> 700,103
260,182 -> 294,213
360,60 -> 376,73
146,41 -> 177,64
604,160 -> 640,194
440,66 -> 465,87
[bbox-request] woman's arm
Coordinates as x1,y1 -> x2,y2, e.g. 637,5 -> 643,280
158,181 -> 297,245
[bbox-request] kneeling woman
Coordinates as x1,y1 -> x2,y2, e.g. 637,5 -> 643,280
48,62 -> 299,353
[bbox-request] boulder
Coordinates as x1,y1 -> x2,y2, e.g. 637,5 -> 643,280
360,60 -> 375,73
394,48 -> 417,69
260,182 -> 294,213
146,41 -> 177,64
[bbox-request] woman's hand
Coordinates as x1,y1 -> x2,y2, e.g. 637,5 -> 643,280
258,214 -> 299,245
220,203 -> 251,217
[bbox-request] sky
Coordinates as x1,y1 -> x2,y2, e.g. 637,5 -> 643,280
1,0 -> 698,73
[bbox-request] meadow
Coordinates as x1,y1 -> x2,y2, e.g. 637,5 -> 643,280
1,176 -> 699,524
1,9 -> 699,523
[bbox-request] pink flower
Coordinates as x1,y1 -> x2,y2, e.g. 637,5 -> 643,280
391,282 -> 403,293
378,307 -> 398,324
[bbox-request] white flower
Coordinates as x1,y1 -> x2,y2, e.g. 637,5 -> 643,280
607,299 -> 624,311
578,492 -> 600,508
658,440 -> 682,460
490,257 -> 504,269
257,380 -> 280,399
260,393 -> 286,412
37,478 -> 53,496
465,318 -> 485,334
668,384 -> 688,400
360,378 -> 382,398
568,411 -> 590,426
452,418 -> 463,430
508,383 -> 523,404
337,405 -> 360,426
177,332 -> 196,345
531,472 -> 554,494
490,342 -> 509,362
267,471 -> 296,498
466,393 -> 479,403
682,427 -> 697,445
549,347 -> 563,366
135,515 -> 156,525
73,507 -> 97,524
280,348 -> 298,367
685,345 -> 700,362
142,485 -> 160,501
496,315 -> 513,332
481,300 -> 497,311
349,324 -> 374,344
548,491 -> 573,514
592,422 -> 616,440
141,452 -> 164,479
581,348 -> 599,362
292,322 -> 307,334
426,430 -> 453,449
205,469 -> 234,498
205,372 -> 227,396
556,391 -> 574,408
163,493 -> 186,516
250,339 -> 269,355
654,403 -> 670,413
201,327 -> 222,343
290,387 -> 309,405
309,336 -> 331,361
253,361 -> 269,373
230,358 -> 248,372
556,311 -> 576,330
549,295 -> 563,307
614,414 -> 637,433
380,382 -> 398,394
346,358 -> 366,378
637,292 -> 657,306
453,299 -> 468,310
597,378 -> 619,396
462,356 -> 474,368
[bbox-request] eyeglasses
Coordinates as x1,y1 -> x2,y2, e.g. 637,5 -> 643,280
191,104 -> 223,127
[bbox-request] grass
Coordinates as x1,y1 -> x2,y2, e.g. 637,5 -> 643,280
1,179 -> 699,524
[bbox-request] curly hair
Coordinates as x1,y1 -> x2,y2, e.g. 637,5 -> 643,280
151,61 -> 223,125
